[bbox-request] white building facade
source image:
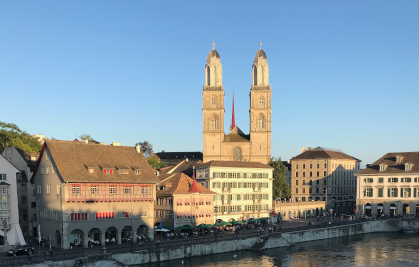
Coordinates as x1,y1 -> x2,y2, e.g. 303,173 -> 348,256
0,154 -> 25,246
195,161 -> 273,222
356,152 -> 419,217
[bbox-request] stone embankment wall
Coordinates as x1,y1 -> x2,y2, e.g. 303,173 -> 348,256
24,219 -> 407,267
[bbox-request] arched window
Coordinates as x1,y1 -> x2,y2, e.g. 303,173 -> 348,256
254,66 -> 257,85
258,114 -> 265,129
207,66 -> 210,86
211,96 -> 216,106
258,97 -> 264,106
210,115 -> 218,130
233,147 -> 242,161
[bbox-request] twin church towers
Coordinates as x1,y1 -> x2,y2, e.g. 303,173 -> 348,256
202,42 -> 271,164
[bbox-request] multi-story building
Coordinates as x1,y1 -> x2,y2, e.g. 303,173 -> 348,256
2,147 -> 38,237
30,140 -> 159,249
0,154 -> 25,246
290,147 -> 361,215
155,170 -> 216,228
195,161 -> 273,222
356,152 -> 419,217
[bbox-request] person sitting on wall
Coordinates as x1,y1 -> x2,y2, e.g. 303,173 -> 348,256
111,237 -> 115,245
105,238 -> 109,245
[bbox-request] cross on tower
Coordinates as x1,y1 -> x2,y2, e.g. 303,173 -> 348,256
259,40 -> 262,50
212,41 -> 215,50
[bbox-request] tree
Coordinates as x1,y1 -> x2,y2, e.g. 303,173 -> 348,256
79,134 -> 94,143
147,158 -> 167,170
268,157 -> 291,199
136,141 -> 153,154
0,122 -> 42,154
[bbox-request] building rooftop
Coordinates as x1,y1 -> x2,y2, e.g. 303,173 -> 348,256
196,160 -> 273,169
157,173 -> 216,196
357,152 -> 419,175
291,149 -> 359,161
30,140 -> 159,184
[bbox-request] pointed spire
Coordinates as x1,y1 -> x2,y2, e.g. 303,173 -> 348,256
230,89 -> 236,130
212,41 -> 215,50
259,40 -> 262,50
189,166 -> 201,193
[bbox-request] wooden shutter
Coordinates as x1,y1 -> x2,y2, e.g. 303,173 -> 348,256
252,173 -> 256,178
400,188 -> 403,197
395,178 -> 399,182
408,188 -> 411,197
378,188 -> 383,197
371,188 -> 373,197
258,205 -> 262,211
228,183 -> 231,189
252,205 -> 255,212
233,182 -> 237,188
363,189 -> 366,197
388,188 -> 390,197
252,194 -> 255,201
414,188 -> 417,197
221,195 -> 224,201
395,189 -> 398,197
212,182 -> 215,188
237,194 -> 241,200
252,183 -> 256,189
243,183 -> 247,188
228,194 -> 231,203
237,173 -> 241,178
221,173 -> 225,178
228,173 -> 232,178
213,172 -> 216,178
388,178 -> 391,183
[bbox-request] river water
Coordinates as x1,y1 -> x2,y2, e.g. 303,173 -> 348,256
146,232 -> 419,267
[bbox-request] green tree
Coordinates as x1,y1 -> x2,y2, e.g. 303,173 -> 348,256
79,134 -> 94,143
0,122 -> 42,154
268,157 -> 291,199
147,158 -> 167,170
136,141 -> 153,154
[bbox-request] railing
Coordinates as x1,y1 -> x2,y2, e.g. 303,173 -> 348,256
0,250 -> 84,266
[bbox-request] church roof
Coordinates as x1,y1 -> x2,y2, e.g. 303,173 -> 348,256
254,49 -> 267,64
224,126 -> 250,143
207,49 -> 220,64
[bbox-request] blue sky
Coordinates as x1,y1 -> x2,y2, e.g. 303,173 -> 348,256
1,1 -> 418,166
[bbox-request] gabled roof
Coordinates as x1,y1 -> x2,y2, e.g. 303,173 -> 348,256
357,152 -> 419,175
224,133 -> 250,143
291,150 -> 359,161
196,160 -> 273,169
157,173 -> 216,196
14,147 -> 38,166
159,159 -> 202,177
30,140 -> 159,184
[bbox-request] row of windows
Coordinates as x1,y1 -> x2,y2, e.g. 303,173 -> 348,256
0,203 -> 10,210
364,187 -> 419,198
40,166 -> 57,175
69,211 -> 147,221
364,177 -> 419,183
215,204 -> 269,212
295,179 -> 356,186
0,186 -> 9,194
213,172 -> 269,179
71,186 -> 150,195
175,198 -> 212,206
296,187 -> 356,194
0,174 -> 7,181
296,163 -> 327,169
175,211 -> 212,218
212,182 -> 269,189
214,194 -> 269,201
296,171 -> 327,178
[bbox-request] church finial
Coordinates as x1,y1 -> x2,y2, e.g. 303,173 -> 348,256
230,89 -> 236,130
212,41 -> 215,50
259,40 -> 262,50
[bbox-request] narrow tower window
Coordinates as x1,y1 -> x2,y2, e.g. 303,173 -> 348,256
210,115 -> 218,130
207,66 -> 211,86
258,97 -> 264,106
211,96 -> 216,106
254,66 -> 257,85
258,114 -> 265,129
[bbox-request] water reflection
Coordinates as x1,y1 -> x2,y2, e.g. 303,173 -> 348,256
146,233 -> 419,267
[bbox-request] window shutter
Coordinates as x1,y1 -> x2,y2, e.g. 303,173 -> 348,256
221,173 -> 225,178
259,194 -> 262,201
252,183 -> 256,189
212,182 -> 215,188
237,173 -> 241,178
258,205 -> 262,211
228,194 -> 231,203
252,205 -> 255,212
415,188 -> 417,197
388,189 -> 390,197
228,206 -> 231,213
228,183 -> 231,189
395,189 -> 398,197
415,178 -> 418,183
221,195 -> 224,201
243,183 -> 247,188
364,178 -> 366,183
213,172 -> 216,178
408,188 -> 411,197
228,173 -> 232,178
400,188 -> 403,197
378,188 -> 383,197
388,178 -> 391,183
252,173 -> 256,178
237,194 -> 241,200
363,189 -> 366,197
395,178 -> 399,182
233,182 -> 237,188
259,182 -> 262,188
252,194 -> 255,201
371,188 -> 373,197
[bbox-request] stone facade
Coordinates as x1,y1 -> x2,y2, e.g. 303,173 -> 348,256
290,147 -> 361,215
202,44 -> 271,164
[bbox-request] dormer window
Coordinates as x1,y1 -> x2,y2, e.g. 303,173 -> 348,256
405,163 -> 413,171
379,163 -> 387,172
396,155 -> 403,163
135,170 -> 141,175
119,170 -> 129,174
103,169 -> 113,174
31,156 -> 37,161
88,168 -> 95,174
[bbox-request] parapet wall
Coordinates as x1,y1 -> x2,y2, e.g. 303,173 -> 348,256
25,219 -> 405,267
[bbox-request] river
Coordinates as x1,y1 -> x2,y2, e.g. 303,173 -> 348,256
145,232 -> 419,267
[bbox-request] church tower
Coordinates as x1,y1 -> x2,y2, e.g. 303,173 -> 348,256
249,41 -> 271,164
203,42 -> 225,162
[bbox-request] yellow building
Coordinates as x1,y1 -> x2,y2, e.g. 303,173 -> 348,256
202,42 -> 271,164
290,147 -> 361,215
195,161 -> 273,222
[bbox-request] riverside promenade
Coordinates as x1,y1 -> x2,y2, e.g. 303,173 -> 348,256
3,217 -> 412,267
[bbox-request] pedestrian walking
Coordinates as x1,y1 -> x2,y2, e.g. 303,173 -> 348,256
43,249 -> 47,261
49,249 -> 54,260
27,250 -> 32,263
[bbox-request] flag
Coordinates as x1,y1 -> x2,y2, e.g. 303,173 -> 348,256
159,218 -> 162,229
37,224 -> 41,242
355,206 -> 358,214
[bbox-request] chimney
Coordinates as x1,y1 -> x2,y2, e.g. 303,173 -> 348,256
84,139 -> 88,144
136,144 -> 141,154
112,142 -> 121,146
308,147 -> 312,151
301,146 -> 305,153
